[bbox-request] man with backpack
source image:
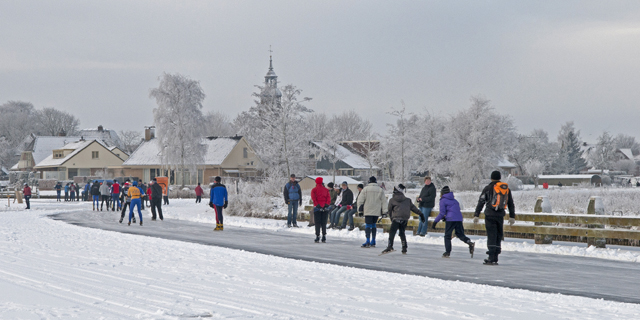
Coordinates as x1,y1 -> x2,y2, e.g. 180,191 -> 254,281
209,176 -> 228,231
474,171 -> 515,265
150,178 -> 164,221
283,174 -> 302,228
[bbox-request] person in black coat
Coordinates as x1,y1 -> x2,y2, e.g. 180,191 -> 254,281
149,178 -> 164,221
474,171 -> 516,265
416,176 -> 436,236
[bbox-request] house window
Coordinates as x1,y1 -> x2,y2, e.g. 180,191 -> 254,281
92,151 -> 99,159
53,152 -> 64,159
243,148 -> 248,158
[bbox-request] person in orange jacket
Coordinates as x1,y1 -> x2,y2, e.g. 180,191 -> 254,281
310,177 -> 331,243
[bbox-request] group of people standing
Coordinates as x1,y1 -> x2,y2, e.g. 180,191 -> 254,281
54,182 -> 81,202
299,170 -> 516,265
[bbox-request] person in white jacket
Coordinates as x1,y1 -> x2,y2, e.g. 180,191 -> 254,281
357,176 -> 387,248
99,182 -> 111,211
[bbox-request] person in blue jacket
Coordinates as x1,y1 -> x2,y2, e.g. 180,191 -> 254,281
55,182 -> 62,202
209,176 -> 228,231
283,174 -> 302,228
64,183 -> 70,201
432,186 -> 475,258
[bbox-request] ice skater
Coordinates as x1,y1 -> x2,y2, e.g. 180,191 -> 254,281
432,186 -> 474,258
209,176 -> 228,231
474,171 -> 516,265
310,177 -> 330,243
357,176 -> 386,248
381,184 -> 424,255
127,181 -> 143,226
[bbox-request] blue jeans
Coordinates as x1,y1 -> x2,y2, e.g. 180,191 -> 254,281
92,195 -> 100,208
129,198 -> 142,223
331,206 -> 348,225
56,191 -> 61,201
341,208 -> 356,228
417,207 -> 433,235
112,194 -> 120,210
287,201 -> 299,226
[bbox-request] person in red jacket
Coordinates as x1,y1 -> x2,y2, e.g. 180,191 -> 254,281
310,177 -> 331,243
23,183 -> 32,210
194,183 -> 203,203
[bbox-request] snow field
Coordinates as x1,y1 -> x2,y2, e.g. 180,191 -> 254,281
2,201 -> 640,319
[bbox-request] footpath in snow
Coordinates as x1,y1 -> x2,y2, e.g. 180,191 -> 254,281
1,199 -> 640,319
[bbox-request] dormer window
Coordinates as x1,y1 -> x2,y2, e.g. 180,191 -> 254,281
53,152 -> 64,159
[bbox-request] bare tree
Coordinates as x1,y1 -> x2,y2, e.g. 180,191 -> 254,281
118,130 -> 143,154
36,107 -> 80,136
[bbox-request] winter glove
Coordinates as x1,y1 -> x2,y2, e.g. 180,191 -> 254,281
286,200 -> 290,205
431,221 -> 437,229
509,218 -> 515,226
208,201 -> 214,208
223,201 -> 228,209
299,200 -> 303,206
347,205 -> 352,210
419,214 -> 426,223
315,205 -> 321,210
473,217 -> 479,225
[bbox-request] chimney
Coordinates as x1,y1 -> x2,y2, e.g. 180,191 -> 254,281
98,125 -> 104,132
144,126 -> 156,141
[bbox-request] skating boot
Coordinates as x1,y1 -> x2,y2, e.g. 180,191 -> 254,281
119,218 -> 123,223
132,218 -> 136,223
467,240 -> 475,258
127,221 -> 131,226
442,252 -> 450,258
314,236 -> 320,243
361,240 -> 371,248
370,239 -> 376,248
380,247 -> 395,255
321,235 -> 326,243
347,226 -> 354,231
401,241 -> 408,254
140,221 -> 143,226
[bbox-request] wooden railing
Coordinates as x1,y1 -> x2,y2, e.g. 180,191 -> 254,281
301,205 -> 640,248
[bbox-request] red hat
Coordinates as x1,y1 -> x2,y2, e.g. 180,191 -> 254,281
315,177 -> 323,184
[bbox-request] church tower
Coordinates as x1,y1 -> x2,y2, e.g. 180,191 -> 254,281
260,53 -> 282,104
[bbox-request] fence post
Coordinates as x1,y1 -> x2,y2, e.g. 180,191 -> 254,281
586,196 -> 606,248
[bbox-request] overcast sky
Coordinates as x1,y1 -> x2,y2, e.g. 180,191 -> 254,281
2,1 -> 640,142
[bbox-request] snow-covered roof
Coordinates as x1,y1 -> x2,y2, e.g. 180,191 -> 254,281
31,136 -> 87,165
618,148 -> 634,160
79,127 -> 121,147
123,137 -> 241,166
538,175 -> 598,179
497,159 -> 516,168
35,140 -> 99,168
0,166 -> 8,175
304,176 -> 362,185
311,141 -> 380,169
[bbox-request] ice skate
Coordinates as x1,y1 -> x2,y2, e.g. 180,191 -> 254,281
379,247 -> 395,255
442,252 -> 450,258
468,241 -> 475,258
321,235 -> 326,243
314,236 -> 320,243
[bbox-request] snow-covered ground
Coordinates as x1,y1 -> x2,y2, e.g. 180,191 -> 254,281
2,199 -> 640,319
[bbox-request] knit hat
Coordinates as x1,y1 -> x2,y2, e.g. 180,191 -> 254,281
368,176 -> 377,183
342,181 -> 348,187
441,186 -> 450,195
215,176 -> 221,182
132,181 -> 138,186
315,177 -> 323,184
491,171 -> 501,181
327,182 -> 334,188
357,183 -> 364,189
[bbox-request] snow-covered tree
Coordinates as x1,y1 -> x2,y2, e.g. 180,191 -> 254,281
204,111 -> 236,137
149,73 -> 207,187
614,134 -> 640,156
410,111 -> 451,180
307,113 -> 330,141
381,101 -> 416,182
588,131 -> 617,171
0,101 -> 39,168
235,84 -> 313,177
524,159 -> 545,188
118,130 -> 142,154
509,129 -> 557,176
447,96 -> 517,190
555,122 -> 587,174
35,107 -> 80,136
330,110 -> 373,141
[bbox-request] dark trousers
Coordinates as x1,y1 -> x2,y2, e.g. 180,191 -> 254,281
101,195 -> 110,210
64,191 -> 69,201
314,208 -> 329,237
120,202 -> 131,219
70,191 -> 75,201
388,219 -> 408,248
140,196 -> 145,210
151,198 -> 163,220
196,196 -> 201,203
484,215 -> 504,261
444,221 -> 471,253
214,205 -> 224,224
25,195 -> 31,209
163,196 -> 169,205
